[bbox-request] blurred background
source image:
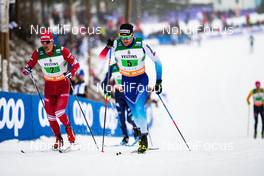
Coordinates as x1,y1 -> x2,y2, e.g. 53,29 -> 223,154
1,0 -> 264,102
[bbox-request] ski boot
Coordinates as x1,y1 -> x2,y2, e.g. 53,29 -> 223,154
65,126 -> 76,143
52,135 -> 64,150
120,136 -> 129,145
138,134 -> 148,154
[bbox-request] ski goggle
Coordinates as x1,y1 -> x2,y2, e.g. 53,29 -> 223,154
118,33 -> 133,40
41,41 -> 51,45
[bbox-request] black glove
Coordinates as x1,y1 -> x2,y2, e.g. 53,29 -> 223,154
107,39 -> 114,48
154,80 -> 162,95
64,71 -> 72,79
102,86 -> 112,101
104,86 -> 112,97
101,82 -> 111,96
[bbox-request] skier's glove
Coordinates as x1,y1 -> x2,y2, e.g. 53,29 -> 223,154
64,71 -> 72,79
104,94 -> 111,102
22,66 -> 32,76
103,85 -> 112,101
103,88 -> 112,97
154,80 -> 162,95
107,39 -> 114,48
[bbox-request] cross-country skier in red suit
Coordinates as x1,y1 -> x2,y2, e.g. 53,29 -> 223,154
22,31 -> 80,150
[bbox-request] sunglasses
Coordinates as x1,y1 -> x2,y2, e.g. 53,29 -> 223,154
118,34 -> 133,40
41,41 -> 51,45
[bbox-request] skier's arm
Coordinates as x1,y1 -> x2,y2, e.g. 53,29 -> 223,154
99,38 -> 115,59
26,50 -> 38,69
107,39 -> 117,61
101,65 -> 114,94
246,90 -> 253,105
22,50 -> 38,75
142,42 -> 162,81
62,47 -> 80,77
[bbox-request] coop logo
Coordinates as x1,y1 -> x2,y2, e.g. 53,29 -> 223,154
99,107 -> 118,134
38,101 -> 49,127
0,98 -> 25,137
73,101 -> 93,126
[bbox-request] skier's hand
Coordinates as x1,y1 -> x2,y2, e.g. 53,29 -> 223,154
64,71 -> 72,79
104,88 -> 112,97
154,80 -> 162,95
104,94 -> 111,102
22,66 -> 32,76
106,38 -> 114,48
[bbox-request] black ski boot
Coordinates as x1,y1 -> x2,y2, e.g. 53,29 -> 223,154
138,134 -> 148,154
120,136 -> 129,145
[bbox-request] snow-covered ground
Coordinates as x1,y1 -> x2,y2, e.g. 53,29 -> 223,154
1,33 -> 264,176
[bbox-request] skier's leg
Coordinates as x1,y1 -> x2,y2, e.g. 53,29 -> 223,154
44,95 -> 63,149
253,106 -> 259,138
125,88 -> 149,153
126,106 -> 137,128
115,93 -> 129,143
122,74 -> 149,152
44,95 -> 61,137
116,101 -> 128,136
126,101 -> 142,139
123,99 -> 141,139
126,90 -> 148,134
55,93 -> 75,143
260,107 -> 264,138
55,93 -> 70,126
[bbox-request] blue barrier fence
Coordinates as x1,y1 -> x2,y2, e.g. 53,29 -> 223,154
0,91 -> 155,142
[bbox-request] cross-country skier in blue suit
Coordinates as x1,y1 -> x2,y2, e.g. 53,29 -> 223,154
104,23 -> 162,153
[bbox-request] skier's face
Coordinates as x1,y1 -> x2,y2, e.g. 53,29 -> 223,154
41,41 -> 53,53
256,82 -> 261,89
119,34 -> 133,46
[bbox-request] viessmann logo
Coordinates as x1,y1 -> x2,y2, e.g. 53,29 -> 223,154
0,98 -> 25,137
121,55 -> 137,59
44,62 -> 59,67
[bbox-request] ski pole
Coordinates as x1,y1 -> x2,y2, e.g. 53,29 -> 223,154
69,81 -> 99,150
147,105 -> 154,147
102,48 -> 112,152
30,73 -> 45,110
147,127 -> 154,147
157,94 -> 191,151
29,73 -> 45,139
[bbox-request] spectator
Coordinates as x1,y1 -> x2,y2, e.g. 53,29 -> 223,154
73,70 -> 87,98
